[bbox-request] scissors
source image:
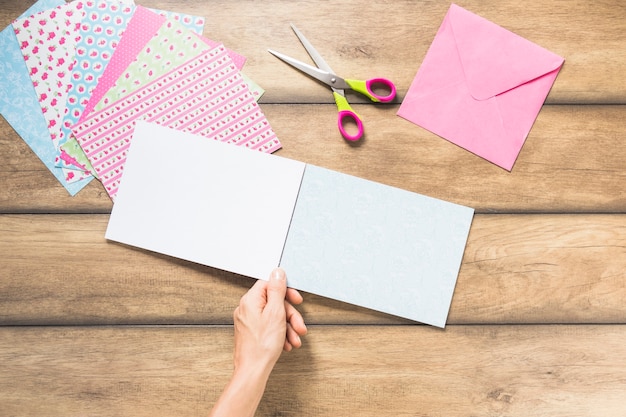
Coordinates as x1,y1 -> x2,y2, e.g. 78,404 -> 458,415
268,24 -> 396,141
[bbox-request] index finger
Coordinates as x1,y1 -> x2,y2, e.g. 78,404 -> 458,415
286,287 -> 303,305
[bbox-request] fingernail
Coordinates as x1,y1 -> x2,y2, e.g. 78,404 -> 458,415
272,268 -> 285,282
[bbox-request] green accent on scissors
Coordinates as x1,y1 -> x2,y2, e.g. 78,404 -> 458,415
345,79 -> 379,102
333,91 -> 358,115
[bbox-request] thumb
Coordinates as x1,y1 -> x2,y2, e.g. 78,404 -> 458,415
266,268 -> 287,310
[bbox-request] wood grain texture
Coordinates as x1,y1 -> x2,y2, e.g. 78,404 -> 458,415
1,213 -> 625,325
1,325 -> 626,417
2,105 -> 626,214
1,0 -> 625,415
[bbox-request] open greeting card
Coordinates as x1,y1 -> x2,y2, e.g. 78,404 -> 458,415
106,121 -> 474,327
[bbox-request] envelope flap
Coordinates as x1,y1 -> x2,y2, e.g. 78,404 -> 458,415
449,4 -> 564,100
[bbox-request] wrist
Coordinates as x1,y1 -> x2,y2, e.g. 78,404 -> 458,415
209,365 -> 272,417
233,358 -> 275,385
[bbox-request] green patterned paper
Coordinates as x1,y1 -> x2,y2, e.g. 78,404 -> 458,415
93,19 -> 211,112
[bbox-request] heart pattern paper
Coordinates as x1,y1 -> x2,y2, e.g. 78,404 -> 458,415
72,45 -> 280,200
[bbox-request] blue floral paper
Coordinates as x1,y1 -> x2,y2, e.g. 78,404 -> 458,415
0,0 -> 92,195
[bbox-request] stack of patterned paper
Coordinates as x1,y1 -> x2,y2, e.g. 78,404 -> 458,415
0,0 -> 277,198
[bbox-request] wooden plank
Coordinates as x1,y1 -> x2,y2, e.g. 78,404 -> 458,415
454,213 -> 626,324
1,324 -> 625,416
2,213 -> 625,325
2,105 -> 626,213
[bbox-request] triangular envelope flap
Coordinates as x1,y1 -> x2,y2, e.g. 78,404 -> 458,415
448,4 -> 564,100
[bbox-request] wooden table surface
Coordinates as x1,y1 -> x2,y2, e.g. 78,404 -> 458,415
1,1 -> 626,415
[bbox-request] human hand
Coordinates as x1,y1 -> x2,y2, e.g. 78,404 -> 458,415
233,268 -> 307,378
209,269 -> 306,417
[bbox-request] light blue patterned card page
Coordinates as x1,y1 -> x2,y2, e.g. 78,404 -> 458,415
0,0 -> 92,195
280,164 -> 474,327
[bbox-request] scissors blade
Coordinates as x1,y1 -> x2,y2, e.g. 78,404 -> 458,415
289,24 -> 335,75
267,49 -> 350,93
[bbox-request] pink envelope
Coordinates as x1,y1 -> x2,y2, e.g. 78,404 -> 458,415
397,4 -> 564,170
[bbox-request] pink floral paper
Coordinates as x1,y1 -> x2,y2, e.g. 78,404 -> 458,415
12,1 -> 85,148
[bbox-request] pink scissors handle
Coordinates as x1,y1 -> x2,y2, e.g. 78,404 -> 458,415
338,110 -> 364,141
345,78 -> 397,103
365,78 -> 396,103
